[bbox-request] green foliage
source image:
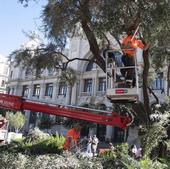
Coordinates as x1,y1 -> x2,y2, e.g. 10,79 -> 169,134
159,158 -> 170,169
58,67 -> 77,86
10,43 -> 63,77
115,143 -> 129,156
6,111 -> 26,133
0,152 -> 26,169
139,158 -> 168,169
120,157 -> 169,169
2,128 -> 65,155
22,135 -> 65,154
142,123 -> 167,157
165,140 -> 170,156
100,143 -> 169,169
141,106 -> 170,158
16,0 -> 170,73
0,151 -> 104,169
25,127 -> 50,143
99,150 -> 117,159
0,141 -> 169,169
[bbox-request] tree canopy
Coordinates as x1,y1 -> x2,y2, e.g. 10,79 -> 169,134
16,0 -> 170,71
15,0 -> 170,122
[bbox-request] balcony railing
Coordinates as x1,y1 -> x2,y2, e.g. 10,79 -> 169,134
81,92 -> 92,96
96,91 -> 106,96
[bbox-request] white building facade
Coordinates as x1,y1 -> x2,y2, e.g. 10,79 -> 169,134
0,55 -> 9,94
7,37 -> 167,141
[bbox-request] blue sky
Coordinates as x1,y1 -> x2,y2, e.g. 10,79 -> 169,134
0,0 -> 47,56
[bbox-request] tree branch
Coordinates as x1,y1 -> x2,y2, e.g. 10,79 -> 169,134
12,46 -> 96,71
63,57 -> 96,69
147,87 -> 159,105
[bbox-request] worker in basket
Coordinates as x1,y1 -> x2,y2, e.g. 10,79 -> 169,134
121,25 -> 149,88
63,124 -> 82,151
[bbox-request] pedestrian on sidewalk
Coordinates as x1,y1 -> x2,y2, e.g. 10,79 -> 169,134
86,136 -> 92,154
92,135 -> 99,156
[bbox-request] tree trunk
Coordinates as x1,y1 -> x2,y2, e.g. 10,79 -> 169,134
142,49 -> 151,124
81,19 -> 106,72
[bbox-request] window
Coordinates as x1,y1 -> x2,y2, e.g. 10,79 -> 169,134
25,68 -> 32,77
47,68 -> 55,75
22,85 -> 29,97
10,71 -> 13,78
58,83 -> 67,95
84,79 -> 92,93
1,80 -> 5,87
86,62 -> 97,71
151,73 -> 164,90
98,77 -> 106,91
45,83 -> 53,97
3,66 -> 8,75
33,84 -> 40,97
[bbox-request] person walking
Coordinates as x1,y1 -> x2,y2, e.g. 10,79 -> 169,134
86,136 -> 92,154
92,135 -> 99,156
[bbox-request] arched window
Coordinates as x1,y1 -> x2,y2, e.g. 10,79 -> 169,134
22,85 -> 29,97
85,62 -> 97,71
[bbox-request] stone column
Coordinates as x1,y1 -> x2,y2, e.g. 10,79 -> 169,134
93,77 -> 97,96
52,81 -> 58,101
14,82 -> 21,96
24,83 -> 33,132
164,80 -> 168,95
65,85 -> 72,105
71,83 -> 77,105
79,79 -> 83,96
14,86 -> 18,96
17,85 -> 23,96
28,83 -> 34,98
39,81 -> 45,100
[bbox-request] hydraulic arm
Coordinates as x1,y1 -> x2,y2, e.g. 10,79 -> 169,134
0,93 -> 132,129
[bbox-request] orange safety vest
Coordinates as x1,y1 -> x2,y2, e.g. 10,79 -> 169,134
122,35 -> 144,56
63,128 -> 80,150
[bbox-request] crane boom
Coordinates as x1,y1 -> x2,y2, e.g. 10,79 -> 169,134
0,93 -> 132,129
